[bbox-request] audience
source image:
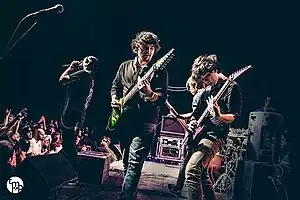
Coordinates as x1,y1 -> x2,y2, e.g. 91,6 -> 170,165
0,108 -> 120,188
49,131 -> 63,154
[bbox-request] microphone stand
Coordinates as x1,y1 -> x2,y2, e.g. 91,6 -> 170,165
0,14 -> 38,63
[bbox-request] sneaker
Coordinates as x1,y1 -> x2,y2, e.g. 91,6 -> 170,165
168,184 -> 181,196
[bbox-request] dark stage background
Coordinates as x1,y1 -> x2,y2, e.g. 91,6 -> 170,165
0,1 -> 297,197
0,1 -> 293,135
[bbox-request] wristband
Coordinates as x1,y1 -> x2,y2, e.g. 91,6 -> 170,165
145,92 -> 158,102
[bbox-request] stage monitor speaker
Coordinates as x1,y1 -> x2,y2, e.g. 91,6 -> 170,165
247,111 -> 284,163
160,116 -> 185,137
14,151 -> 78,199
77,151 -> 111,185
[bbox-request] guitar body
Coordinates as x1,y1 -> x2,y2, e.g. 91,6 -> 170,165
194,125 -> 204,139
106,98 -> 129,132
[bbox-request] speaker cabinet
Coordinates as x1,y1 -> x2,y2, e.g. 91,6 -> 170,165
14,151 -> 78,199
247,111 -> 284,163
160,116 -> 185,137
233,160 -> 281,200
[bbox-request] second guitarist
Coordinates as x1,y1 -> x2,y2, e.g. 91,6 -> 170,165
184,55 -> 242,200
109,31 -> 168,200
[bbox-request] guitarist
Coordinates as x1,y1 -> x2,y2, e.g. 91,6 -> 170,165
59,55 -> 99,174
168,64 -> 230,197
109,31 -> 168,200
184,55 -> 242,200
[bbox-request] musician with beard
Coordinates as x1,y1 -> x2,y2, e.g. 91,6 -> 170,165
183,55 -> 242,200
59,55 -> 99,173
108,31 -> 168,200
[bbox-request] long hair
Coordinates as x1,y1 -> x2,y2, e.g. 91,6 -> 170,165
191,54 -> 219,75
190,54 -> 219,85
186,75 -> 205,95
131,31 -> 161,54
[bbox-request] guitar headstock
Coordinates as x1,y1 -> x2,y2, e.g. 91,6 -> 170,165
228,65 -> 252,81
153,48 -> 175,71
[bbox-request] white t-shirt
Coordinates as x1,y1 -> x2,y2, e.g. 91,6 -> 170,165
28,138 -> 42,156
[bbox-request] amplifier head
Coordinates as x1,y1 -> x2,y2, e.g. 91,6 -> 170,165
160,115 -> 185,136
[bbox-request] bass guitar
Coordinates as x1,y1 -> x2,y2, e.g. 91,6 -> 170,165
106,48 -> 175,132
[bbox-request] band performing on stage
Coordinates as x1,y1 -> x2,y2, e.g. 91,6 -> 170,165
0,10 -> 290,199
0,29 -> 255,200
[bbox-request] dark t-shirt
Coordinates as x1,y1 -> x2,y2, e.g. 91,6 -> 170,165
192,75 -> 242,139
61,70 -> 94,127
110,58 -> 168,125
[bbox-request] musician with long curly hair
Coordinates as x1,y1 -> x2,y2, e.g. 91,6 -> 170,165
108,31 -> 168,200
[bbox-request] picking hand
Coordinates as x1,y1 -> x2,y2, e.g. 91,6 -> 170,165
137,76 -> 152,95
111,96 -> 120,108
206,95 -> 221,117
187,119 -> 197,133
206,95 -> 216,117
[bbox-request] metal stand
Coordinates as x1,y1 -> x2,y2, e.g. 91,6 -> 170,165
0,13 -> 38,63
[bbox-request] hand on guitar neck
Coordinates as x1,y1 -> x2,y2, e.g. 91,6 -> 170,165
111,95 -> 121,108
137,76 -> 154,96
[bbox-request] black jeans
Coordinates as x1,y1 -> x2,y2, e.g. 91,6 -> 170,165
119,123 -> 156,200
60,109 -> 85,172
185,137 -> 223,200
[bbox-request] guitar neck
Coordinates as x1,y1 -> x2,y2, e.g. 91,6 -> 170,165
123,66 -> 155,104
195,65 -> 252,128
165,100 -> 189,131
122,48 -> 175,105
196,80 -> 232,126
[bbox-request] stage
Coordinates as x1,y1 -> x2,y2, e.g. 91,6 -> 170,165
55,160 -> 231,200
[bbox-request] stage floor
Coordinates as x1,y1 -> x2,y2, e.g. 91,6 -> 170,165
109,160 -> 184,200
56,160 -> 231,200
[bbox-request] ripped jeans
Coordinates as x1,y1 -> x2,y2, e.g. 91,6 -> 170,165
185,137 -> 224,200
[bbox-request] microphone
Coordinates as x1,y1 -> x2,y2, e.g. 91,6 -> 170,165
28,4 -> 64,17
61,64 -> 70,68
61,60 -> 83,68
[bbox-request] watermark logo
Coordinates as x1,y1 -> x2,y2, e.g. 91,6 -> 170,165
6,176 -> 24,194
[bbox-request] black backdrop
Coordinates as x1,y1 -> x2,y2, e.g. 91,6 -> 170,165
0,1 -> 297,194
0,1 -> 294,134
